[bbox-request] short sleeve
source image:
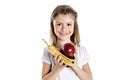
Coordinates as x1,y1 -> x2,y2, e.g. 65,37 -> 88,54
42,47 -> 51,64
77,46 -> 90,66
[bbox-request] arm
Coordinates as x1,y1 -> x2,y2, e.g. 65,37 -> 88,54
71,46 -> 93,80
42,55 -> 66,80
42,62 -> 61,80
72,63 -> 93,80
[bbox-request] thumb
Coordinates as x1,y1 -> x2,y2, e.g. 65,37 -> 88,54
73,52 -> 77,59
75,46 -> 78,54
73,46 -> 78,58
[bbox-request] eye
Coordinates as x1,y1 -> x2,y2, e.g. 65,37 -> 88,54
56,23 -> 61,26
67,23 -> 72,26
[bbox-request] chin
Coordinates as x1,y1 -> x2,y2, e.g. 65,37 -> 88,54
57,34 -> 71,41
60,37 -> 71,41
59,38 -> 67,41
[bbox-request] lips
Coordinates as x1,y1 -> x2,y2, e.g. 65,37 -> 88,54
59,32 -> 69,36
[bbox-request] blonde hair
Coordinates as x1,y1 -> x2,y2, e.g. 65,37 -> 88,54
50,5 -> 80,46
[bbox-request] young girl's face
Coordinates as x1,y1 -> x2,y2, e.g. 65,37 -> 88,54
53,14 -> 74,41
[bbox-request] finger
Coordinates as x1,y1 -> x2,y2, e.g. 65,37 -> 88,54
73,53 -> 77,59
75,46 -> 78,54
74,53 -> 76,57
73,50 -> 78,60
60,60 -> 66,66
56,48 -> 61,51
57,55 -> 62,62
53,55 -> 58,61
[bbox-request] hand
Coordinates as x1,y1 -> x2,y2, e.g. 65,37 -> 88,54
52,55 -> 66,69
71,46 -> 79,69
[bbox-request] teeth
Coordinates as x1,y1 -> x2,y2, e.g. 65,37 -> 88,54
60,32 -> 68,36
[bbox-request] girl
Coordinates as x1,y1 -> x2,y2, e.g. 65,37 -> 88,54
42,5 -> 93,80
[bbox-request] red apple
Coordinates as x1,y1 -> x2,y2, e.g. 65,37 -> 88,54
63,43 -> 75,59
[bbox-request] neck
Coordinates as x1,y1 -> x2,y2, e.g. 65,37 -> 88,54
56,39 -> 72,49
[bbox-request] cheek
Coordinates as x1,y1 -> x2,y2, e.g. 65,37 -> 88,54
70,27 -> 74,34
54,27 -> 60,33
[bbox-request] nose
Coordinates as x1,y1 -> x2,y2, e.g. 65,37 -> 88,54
61,24 -> 67,31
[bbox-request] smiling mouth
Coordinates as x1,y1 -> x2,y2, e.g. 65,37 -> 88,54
60,32 -> 68,36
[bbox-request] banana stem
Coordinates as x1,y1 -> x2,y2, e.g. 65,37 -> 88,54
42,39 -> 49,47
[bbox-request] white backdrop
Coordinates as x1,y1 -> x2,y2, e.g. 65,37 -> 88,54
0,0 -> 120,80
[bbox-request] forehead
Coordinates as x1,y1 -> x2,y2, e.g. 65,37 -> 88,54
54,14 -> 74,22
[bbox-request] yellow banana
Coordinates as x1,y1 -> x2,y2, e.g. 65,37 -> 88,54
42,39 -> 75,66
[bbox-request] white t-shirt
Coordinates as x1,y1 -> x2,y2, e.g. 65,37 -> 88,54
42,46 -> 90,80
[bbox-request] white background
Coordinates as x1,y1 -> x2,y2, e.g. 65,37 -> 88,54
0,0 -> 120,80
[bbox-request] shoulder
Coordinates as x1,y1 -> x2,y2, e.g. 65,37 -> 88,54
76,45 -> 87,53
43,47 -> 48,51
43,47 -> 49,54
76,45 -> 90,65
42,47 -> 52,64
76,45 -> 89,56
42,47 -> 52,57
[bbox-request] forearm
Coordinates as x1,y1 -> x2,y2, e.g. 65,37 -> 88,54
42,55 -> 66,80
72,66 -> 92,80
42,66 -> 61,80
